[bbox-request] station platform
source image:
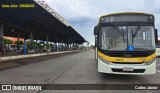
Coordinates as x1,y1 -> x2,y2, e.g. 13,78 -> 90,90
0,50 -> 81,62
0,50 -> 83,70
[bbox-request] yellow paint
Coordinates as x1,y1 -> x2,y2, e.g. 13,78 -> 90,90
98,51 -> 156,63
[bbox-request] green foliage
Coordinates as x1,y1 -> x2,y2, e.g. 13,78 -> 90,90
37,43 -> 43,48
49,43 -> 54,47
27,41 -> 37,49
14,40 -> 24,45
4,38 -> 13,44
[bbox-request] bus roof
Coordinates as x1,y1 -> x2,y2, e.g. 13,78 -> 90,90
100,12 -> 154,18
97,12 -> 154,25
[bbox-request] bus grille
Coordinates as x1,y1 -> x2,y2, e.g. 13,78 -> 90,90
107,53 -> 150,57
111,62 -> 144,64
112,69 -> 145,73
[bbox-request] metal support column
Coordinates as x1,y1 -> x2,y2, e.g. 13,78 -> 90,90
73,44 -> 74,50
30,32 -> 33,49
46,36 -> 49,49
36,38 -> 38,53
55,38 -> 57,51
67,44 -> 69,51
0,24 -> 4,54
17,32 -> 20,52
24,38 -> 27,55
61,40 -> 63,51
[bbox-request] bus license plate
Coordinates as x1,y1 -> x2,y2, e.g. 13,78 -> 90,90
123,67 -> 133,71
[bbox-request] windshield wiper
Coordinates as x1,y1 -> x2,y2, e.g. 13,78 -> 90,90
111,24 -> 124,36
131,26 -> 141,45
120,26 -> 125,43
132,26 -> 141,37
111,24 -> 125,43
131,29 -> 134,45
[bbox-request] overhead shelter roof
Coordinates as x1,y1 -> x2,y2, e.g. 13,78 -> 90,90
0,0 -> 86,44
67,26 -> 86,44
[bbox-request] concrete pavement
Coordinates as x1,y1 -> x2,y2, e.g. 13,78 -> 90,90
0,50 -> 160,93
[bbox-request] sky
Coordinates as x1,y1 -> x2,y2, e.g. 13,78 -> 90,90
44,0 -> 160,45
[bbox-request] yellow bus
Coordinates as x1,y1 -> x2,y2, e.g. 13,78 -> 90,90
94,12 -> 157,75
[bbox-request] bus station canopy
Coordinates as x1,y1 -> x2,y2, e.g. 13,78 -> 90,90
0,0 -> 86,44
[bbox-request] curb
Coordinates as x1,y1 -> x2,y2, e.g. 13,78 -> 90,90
0,50 -> 81,62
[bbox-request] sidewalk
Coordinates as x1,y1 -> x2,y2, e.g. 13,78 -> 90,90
0,50 -> 82,71
0,50 -> 81,62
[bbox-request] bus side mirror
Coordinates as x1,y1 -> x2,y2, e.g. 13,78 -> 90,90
155,29 -> 158,43
94,26 -> 98,35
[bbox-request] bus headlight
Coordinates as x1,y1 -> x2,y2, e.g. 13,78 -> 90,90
103,59 -> 110,65
98,56 -> 110,65
145,58 -> 155,65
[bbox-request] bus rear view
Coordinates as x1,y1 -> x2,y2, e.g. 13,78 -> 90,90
94,12 -> 157,75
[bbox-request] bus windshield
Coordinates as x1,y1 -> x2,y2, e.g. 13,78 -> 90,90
156,43 -> 160,48
99,26 -> 155,51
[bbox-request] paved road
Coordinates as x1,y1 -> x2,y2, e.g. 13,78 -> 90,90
0,50 -> 160,93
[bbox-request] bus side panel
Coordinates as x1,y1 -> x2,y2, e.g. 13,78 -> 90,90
95,48 -> 98,60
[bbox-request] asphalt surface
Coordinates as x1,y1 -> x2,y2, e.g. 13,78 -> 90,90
0,50 -> 160,93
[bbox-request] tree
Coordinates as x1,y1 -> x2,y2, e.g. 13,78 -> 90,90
27,41 -> 37,49
14,40 -> 24,45
4,38 -> 13,44
49,43 -> 54,48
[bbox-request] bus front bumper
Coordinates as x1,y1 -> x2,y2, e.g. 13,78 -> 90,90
98,59 -> 156,75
